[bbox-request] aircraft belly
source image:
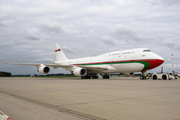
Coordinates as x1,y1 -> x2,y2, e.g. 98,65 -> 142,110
112,63 -> 144,73
88,63 -> 144,73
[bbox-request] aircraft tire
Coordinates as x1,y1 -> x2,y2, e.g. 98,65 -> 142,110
81,76 -> 91,79
92,76 -> 98,79
87,76 -> 91,79
140,75 -> 144,80
103,75 -> 109,79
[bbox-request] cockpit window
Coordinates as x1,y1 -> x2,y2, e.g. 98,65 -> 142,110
143,50 -> 151,52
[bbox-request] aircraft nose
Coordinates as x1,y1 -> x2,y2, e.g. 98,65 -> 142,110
144,54 -> 164,71
158,58 -> 164,66
157,55 -> 164,64
7,117 -> 13,120
155,54 -> 164,66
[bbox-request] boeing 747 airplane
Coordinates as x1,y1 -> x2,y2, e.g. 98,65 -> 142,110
2,43 -> 164,79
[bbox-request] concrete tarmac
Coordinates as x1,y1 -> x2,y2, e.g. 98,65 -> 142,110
0,77 -> 180,120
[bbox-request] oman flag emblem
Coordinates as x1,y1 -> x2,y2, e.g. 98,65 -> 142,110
55,49 -> 61,52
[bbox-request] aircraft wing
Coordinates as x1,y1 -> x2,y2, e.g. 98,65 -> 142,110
35,60 -> 73,67
1,60 -> 72,68
34,61 -> 109,71
2,60 -> 113,73
2,60 -> 40,67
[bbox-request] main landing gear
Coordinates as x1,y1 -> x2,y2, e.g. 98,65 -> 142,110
102,74 -> 110,79
81,74 -> 110,79
81,75 -> 98,79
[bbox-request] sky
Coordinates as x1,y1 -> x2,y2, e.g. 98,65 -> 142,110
0,0 -> 180,75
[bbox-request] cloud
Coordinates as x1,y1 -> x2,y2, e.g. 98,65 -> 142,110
62,45 -> 75,54
112,25 -> 144,44
0,41 -> 15,51
40,21 -> 64,34
103,38 -> 115,45
145,0 -> 180,6
0,23 -> 6,27
0,0 -> 180,74
163,43 -> 180,51
25,29 -> 40,40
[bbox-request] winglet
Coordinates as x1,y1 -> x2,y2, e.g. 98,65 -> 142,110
1,60 -> 7,64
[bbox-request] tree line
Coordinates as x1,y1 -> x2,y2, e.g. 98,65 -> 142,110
0,71 -> 12,77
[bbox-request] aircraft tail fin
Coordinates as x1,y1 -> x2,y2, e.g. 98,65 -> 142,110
54,43 -> 68,61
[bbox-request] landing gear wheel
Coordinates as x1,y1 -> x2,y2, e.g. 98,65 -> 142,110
140,75 -> 144,80
81,76 -> 91,79
140,75 -> 146,80
103,75 -> 110,79
92,76 -> 98,79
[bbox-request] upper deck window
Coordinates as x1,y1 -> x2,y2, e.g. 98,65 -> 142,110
112,53 -> 119,56
122,52 -> 131,54
143,50 -> 151,52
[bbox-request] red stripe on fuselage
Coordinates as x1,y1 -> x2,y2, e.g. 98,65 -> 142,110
73,59 -> 164,69
142,59 -> 164,71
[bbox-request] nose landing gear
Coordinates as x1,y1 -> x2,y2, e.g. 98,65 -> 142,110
140,74 -> 146,80
140,71 -> 147,80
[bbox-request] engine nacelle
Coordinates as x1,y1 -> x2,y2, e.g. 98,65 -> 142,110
38,64 -> 50,74
73,68 -> 87,76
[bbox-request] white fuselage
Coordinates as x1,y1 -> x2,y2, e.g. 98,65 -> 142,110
56,48 -> 164,74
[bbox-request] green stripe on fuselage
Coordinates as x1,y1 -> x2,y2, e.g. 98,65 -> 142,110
79,61 -> 150,71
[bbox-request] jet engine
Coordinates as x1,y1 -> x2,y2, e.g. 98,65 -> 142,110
73,68 -> 87,76
38,64 -> 50,74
